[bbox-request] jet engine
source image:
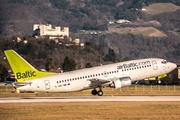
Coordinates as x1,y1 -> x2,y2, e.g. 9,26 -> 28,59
110,77 -> 131,89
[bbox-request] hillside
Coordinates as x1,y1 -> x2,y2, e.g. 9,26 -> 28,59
1,0 -> 180,36
0,0 -> 180,66
143,3 -> 180,15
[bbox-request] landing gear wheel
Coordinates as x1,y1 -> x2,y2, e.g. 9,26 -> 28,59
97,90 -> 103,96
91,89 -> 98,95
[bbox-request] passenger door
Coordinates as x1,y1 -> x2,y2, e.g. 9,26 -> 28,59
44,80 -> 50,90
152,61 -> 158,70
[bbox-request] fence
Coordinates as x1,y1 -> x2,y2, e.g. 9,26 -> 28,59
1,84 -> 180,96
119,85 -> 179,92
102,85 -> 180,96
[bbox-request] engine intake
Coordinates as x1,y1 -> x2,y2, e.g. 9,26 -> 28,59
110,77 -> 131,89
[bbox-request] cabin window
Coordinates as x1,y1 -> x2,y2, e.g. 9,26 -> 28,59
162,60 -> 167,64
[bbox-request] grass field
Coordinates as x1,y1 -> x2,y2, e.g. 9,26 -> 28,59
107,27 -> 167,37
1,85 -> 180,120
144,3 -> 180,15
1,102 -> 180,120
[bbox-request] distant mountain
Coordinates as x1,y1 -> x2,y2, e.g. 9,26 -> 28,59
1,0 -> 179,36
0,0 -> 180,63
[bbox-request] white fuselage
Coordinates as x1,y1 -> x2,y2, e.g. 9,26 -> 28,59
17,58 -> 176,92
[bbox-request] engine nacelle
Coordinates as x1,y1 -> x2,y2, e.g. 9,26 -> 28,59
110,77 -> 131,89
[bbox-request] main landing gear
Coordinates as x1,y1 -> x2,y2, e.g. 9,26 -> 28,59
91,88 -> 103,96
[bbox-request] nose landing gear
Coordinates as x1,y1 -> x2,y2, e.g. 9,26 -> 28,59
91,88 -> 103,96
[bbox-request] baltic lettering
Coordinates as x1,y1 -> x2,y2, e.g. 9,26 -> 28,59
16,71 -> 36,79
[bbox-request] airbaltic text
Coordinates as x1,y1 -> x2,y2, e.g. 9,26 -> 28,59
117,61 -> 151,70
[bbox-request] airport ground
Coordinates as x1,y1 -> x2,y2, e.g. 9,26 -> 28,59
1,85 -> 180,120
1,84 -> 180,97
1,102 -> 180,120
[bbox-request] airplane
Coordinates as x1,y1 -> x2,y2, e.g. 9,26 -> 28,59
4,49 -> 177,96
5,78 -> 16,85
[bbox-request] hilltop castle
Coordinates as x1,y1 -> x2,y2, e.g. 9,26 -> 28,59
33,24 -> 69,39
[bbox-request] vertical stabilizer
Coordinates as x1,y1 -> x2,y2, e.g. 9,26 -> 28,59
4,50 -> 56,82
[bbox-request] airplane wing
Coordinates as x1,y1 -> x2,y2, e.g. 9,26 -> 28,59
88,78 -> 110,83
5,81 -> 14,85
88,78 -> 112,87
88,77 -> 132,88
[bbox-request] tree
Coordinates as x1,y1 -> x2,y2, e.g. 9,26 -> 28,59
85,62 -> 93,68
45,58 -> 55,71
62,56 -> 76,72
105,48 -> 116,63
0,63 -> 8,82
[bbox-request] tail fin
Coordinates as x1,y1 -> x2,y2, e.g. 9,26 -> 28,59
4,50 -> 56,82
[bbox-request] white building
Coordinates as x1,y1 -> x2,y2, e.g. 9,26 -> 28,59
116,19 -> 130,24
142,8 -> 147,11
74,38 -> 80,45
33,24 -> 84,47
33,24 -> 69,37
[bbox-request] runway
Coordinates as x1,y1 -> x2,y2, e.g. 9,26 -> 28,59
0,96 -> 180,103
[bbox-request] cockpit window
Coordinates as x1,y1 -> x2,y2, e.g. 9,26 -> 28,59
161,59 -> 167,64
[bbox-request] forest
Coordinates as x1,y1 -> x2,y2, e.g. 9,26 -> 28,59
0,36 -> 123,82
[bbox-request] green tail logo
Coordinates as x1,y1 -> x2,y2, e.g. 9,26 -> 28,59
4,50 -> 56,82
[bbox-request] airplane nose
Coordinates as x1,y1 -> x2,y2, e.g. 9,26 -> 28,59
170,62 -> 177,70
